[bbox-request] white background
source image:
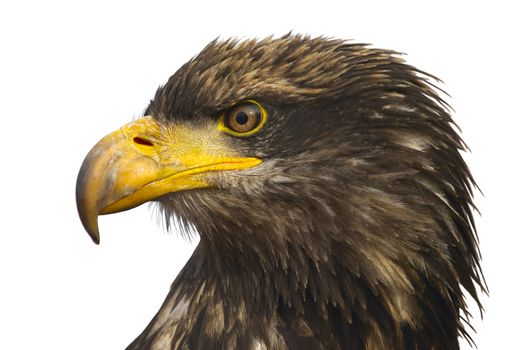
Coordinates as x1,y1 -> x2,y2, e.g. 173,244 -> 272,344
0,1 -> 524,349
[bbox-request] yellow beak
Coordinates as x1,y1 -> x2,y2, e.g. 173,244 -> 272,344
76,117 -> 261,244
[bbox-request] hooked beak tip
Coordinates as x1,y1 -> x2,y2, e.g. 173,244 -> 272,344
89,229 -> 100,245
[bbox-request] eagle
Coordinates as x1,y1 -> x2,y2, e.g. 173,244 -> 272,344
76,35 -> 485,350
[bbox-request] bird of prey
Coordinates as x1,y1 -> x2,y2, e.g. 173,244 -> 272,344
76,35 -> 485,350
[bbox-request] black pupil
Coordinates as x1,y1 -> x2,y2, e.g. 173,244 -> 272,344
235,111 -> 249,125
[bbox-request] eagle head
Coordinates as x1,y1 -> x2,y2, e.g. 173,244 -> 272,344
76,35 -> 485,349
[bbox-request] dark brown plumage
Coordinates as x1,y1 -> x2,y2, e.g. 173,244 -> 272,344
77,34 -> 485,350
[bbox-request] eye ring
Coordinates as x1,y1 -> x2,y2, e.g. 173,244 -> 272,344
218,100 -> 267,136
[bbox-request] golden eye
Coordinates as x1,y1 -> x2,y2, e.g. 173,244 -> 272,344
219,101 -> 267,136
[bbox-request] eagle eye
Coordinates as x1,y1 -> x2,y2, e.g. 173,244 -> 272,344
219,101 -> 267,136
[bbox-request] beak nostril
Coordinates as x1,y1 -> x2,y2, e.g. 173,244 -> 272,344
133,137 -> 154,146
